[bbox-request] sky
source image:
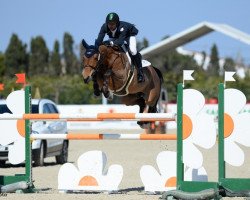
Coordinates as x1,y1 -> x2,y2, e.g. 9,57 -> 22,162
1,0 -> 250,64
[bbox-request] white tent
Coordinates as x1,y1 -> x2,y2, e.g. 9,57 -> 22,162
141,21 -> 250,59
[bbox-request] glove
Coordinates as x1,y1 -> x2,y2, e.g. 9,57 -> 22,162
110,41 -> 114,47
102,40 -> 110,46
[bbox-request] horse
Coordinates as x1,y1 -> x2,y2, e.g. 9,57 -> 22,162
81,40 -> 163,128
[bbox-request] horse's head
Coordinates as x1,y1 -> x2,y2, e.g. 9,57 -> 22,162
82,40 -> 100,84
82,40 -> 122,83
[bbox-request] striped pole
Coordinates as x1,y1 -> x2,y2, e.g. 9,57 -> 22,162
0,113 -> 176,121
30,133 -> 177,140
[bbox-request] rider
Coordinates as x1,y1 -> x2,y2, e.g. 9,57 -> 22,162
95,12 -> 144,82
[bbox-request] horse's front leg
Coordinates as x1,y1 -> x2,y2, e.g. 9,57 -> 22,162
102,70 -> 113,100
92,73 -> 101,97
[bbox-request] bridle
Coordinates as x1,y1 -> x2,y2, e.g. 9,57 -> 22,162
83,52 -> 103,77
83,45 -> 125,79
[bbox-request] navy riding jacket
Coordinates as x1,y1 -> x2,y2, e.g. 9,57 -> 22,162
95,21 -> 138,47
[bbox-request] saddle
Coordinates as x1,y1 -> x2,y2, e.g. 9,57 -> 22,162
120,44 -> 151,68
108,44 -> 151,96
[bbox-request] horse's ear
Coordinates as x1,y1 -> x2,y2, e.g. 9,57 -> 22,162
82,39 -> 89,49
99,45 -> 107,54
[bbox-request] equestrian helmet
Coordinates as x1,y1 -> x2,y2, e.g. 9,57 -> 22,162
106,12 -> 119,24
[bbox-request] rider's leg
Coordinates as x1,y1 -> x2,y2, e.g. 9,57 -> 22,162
133,52 -> 144,82
129,36 -> 144,82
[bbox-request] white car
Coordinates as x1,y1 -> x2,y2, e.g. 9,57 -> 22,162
0,99 -> 68,166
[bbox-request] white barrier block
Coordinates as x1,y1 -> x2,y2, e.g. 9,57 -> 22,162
224,88 -> 250,166
140,151 -> 176,192
0,90 -> 25,164
58,151 -> 123,192
183,89 -> 217,169
140,151 -> 208,193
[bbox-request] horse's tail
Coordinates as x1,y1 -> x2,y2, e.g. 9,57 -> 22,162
152,66 -> 163,85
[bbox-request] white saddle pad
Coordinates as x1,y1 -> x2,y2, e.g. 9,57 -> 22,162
142,60 -> 151,67
125,52 -> 151,67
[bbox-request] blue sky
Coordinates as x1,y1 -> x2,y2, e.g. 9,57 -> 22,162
1,0 -> 250,64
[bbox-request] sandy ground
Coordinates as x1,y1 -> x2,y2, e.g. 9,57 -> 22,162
1,130 -> 250,200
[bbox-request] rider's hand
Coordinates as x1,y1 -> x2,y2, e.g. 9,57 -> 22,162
102,41 -> 110,46
110,41 -> 114,47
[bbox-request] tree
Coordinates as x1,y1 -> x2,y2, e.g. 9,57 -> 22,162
207,44 -> 220,76
4,34 -> 28,76
49,40 -> 62,76
137,37 -> 149,51
223,57 -> 235,71
0,52 -> 5,76
142,38 -> 149,48
150,49 -> 199,74
63,32 -> 79,75
29,36 -> 49,75
200,51 -> 206,68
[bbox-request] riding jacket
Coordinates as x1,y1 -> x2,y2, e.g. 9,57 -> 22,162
95,21 -> 138,48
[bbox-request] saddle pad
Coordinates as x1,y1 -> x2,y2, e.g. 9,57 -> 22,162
125,52 -> 151,67
142,59 -> 151,67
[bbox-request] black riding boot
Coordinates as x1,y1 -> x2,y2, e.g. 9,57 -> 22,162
133,53 -> 144,83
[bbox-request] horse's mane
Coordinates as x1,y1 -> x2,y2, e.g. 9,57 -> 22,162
99,45 -> 123,55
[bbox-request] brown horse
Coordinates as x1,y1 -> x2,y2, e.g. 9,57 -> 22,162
82,40 -> 163,128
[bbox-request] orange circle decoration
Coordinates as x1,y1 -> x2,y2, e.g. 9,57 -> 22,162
17,120 -> 25,137
183,114 -> 193,140
224,113 -> 234,138
165,176 -> 177,187
78,175 -> 98,186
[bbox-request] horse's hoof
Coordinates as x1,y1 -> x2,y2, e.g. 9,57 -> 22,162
104,91 -> 111,99
107,93 -> 113,100
94,90 -> 101,97
137,121 -> 150,129
94,95 -> 101,99
141,123 -> 150,129
138,124 -> 148,129
93,93 -> 101,98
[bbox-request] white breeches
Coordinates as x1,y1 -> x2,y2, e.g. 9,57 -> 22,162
129,36 -> 137,56
109,36 -> 138,55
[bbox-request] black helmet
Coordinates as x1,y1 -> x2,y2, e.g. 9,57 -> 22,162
106,12 -> 119,24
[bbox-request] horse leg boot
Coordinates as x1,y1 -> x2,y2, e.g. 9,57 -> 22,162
133,53 -> 144,83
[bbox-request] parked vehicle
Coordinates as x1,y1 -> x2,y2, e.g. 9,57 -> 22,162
0,99 -> 68,166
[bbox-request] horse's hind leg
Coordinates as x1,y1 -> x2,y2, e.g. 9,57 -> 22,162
121,94 -> 138,106
122,94 -> 146,113
144,67 -> 162,112
137,97 -> 146,113
144,75 -> 161,113
148,104 -> 158,113
135,97 -> 150,128
121,95 -> 148,128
